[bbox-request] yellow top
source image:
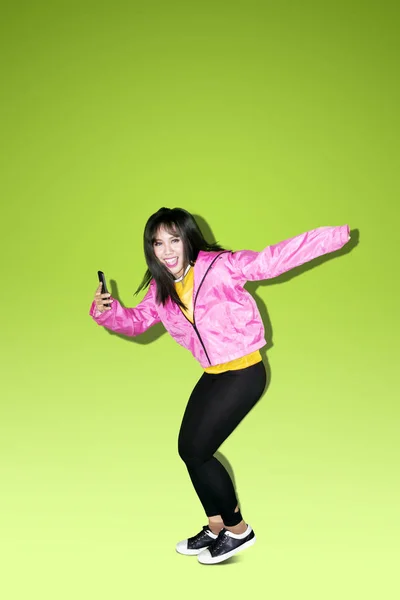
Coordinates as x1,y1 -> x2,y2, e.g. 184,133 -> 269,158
174,266 -> 262,374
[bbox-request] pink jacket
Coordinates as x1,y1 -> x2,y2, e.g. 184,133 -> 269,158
90,225 -> 350,367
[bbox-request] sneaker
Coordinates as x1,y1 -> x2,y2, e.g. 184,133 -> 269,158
197,525 -> 256,564
176,525 -> 218,555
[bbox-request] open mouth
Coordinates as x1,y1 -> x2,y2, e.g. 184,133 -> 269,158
164,257 -> 179,268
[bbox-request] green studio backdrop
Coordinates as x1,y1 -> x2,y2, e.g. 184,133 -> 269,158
0,1 -> 399,599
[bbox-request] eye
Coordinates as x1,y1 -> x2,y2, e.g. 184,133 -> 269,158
153,241 -> 162,247
172,238 -> 180,243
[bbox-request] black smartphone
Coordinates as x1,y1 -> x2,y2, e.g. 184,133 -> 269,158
97,271 -> 109,295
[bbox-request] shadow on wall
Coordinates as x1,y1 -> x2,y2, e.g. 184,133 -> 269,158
104,214 -> 359,511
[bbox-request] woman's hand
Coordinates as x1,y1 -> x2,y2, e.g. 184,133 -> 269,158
94,282 -> 113,313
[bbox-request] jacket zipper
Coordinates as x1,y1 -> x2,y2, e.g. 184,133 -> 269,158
180,251 -> 228,366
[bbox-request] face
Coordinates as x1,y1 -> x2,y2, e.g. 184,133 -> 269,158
152,226 -> 186,279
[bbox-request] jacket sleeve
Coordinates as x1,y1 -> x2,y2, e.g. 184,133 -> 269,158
89,285 -> 161,336
227,225 -> 350,281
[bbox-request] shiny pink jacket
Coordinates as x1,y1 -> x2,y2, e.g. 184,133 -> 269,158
90,225 -> 350,367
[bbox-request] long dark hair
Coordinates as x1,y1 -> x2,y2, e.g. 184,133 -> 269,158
135,207 -> 225,308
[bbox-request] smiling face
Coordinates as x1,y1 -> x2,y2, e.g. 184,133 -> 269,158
152,225 -> 186,279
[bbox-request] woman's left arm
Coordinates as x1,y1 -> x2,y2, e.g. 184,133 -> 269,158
227,225 -> 350,281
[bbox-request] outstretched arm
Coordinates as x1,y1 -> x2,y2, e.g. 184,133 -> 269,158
227,225 -> 350,281
89,284 -> 161,336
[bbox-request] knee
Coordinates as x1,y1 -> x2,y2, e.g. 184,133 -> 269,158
178,439 -> 207,469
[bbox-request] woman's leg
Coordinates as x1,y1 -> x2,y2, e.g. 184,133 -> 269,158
208,505 -> 241,534
178,361 -> 267,533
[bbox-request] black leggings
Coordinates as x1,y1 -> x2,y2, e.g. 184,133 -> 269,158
178,361 -> 267,526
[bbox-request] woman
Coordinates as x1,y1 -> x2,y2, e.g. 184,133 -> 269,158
90,207 -> 350,565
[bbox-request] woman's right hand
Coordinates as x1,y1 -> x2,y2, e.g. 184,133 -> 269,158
94,282 -> 113,313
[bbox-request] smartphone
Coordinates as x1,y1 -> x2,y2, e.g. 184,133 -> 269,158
97,271 -> 109,295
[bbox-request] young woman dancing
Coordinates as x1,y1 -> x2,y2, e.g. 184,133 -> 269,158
90,207 -> 350,565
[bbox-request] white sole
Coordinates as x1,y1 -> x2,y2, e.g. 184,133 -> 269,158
197,535 -> 256,564
176,546 -> 208,556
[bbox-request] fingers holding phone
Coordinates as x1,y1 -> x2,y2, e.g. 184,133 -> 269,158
94,271 -> 113,312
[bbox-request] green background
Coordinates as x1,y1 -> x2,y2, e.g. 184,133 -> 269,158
1,1 -> 399,598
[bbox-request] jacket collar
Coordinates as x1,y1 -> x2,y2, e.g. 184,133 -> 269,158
194,250 -> 228,284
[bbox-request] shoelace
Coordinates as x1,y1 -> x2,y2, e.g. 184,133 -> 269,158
210,529 -> 229,551
190,527 -> 213,543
